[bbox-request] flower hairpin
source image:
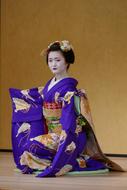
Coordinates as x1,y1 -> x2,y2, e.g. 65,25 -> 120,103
60,40 -> 73,52
40,40 -> 73,56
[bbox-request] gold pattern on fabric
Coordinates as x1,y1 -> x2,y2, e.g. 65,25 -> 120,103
58,130 -> 67,148
30,133 -> 60,151
46,120 -> 62,134
65,141 -> 76,154
43,107 -> 62,119
54,92 -> 60,103
43,101 -> 62,133
13,98 -> 31,112
20,151 -> 51,170
63,91 -> 75,105
38,86 -> 44,99
80,95 -> 94,129
76,157 -> 87,168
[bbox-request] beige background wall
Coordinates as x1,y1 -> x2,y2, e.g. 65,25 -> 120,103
1,0 -> 127,153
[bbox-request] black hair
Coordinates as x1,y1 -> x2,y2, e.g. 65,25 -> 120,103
46,42 -> 75,70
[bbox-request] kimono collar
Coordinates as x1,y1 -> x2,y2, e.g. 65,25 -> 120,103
43,77 -> 78,100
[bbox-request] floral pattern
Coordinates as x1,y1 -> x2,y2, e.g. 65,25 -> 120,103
60,40 -> 73,52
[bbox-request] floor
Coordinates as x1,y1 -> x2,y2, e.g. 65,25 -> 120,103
0,152 -> 127,190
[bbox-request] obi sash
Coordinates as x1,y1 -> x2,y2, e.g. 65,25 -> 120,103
43,102 -> 62,134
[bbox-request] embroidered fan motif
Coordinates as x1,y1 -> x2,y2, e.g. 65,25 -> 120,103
38,86 -> 44,99
55,164 -> 72,176
63,91 -> 75,104
54,92 -> 60,103
59,130 -> 67,146
13,98 -> 31,112
65,141 -> 76,154
16,123 -> 31,137
20,151 -> 51,170
21,89 -> 35,101
30,133 -> 60,150
16,123 -> 31,147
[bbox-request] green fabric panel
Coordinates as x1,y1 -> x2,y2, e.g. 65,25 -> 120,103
30,168 -> 109,176
65,169 -> 109,176
15,168 -> 109,176
74,95 -> 81,115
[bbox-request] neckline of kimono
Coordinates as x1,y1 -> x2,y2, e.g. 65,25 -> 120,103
45,77 -> 78,94
47,76 -> 69,92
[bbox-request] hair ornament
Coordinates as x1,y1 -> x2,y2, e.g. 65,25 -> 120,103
40,40 -> 73,56
60,40 -> 73,52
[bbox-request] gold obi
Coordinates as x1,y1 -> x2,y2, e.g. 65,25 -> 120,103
43,102 -> 62,134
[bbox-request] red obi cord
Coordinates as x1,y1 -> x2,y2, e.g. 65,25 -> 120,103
43,102 -> 62,109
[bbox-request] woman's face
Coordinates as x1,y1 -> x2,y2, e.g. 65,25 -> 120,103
48,51 -> 68,75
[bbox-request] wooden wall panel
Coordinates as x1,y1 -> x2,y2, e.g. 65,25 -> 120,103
1,0 -> 127,153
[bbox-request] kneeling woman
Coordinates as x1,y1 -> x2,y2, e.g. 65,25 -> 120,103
9,40 -> 124,177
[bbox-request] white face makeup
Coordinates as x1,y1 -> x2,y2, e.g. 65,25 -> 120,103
48,51 -> 68,75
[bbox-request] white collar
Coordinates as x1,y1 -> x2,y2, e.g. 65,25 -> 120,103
47,76 -> 69,91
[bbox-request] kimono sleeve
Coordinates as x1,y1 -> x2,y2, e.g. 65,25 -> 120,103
37,90 -> 79,177
9,86 -> 46,171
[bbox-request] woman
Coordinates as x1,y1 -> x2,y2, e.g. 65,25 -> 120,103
9,40 -> 124,177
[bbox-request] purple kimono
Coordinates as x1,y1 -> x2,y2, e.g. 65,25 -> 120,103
9,77 -> 124,177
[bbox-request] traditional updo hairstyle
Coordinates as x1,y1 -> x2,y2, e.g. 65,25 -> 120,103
45,40 -> 75,70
